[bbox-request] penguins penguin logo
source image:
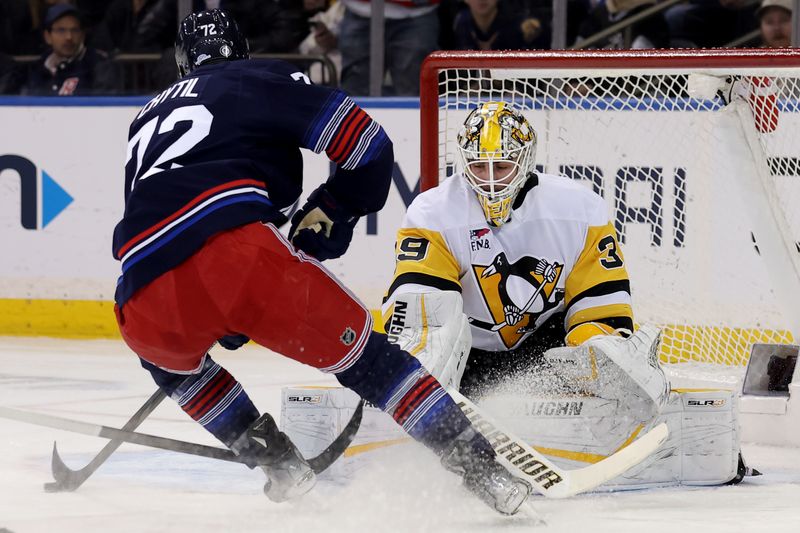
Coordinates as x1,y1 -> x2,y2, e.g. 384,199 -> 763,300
471,252 -> 564,348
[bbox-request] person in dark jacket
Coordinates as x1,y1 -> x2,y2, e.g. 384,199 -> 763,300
22,4 -> 119,95
576,0 -> 670,49
93,0 -> 177,53
224,0 -> 310,53
453,0 -> 548,51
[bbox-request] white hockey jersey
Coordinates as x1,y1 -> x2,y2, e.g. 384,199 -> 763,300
383,172 -> 633,352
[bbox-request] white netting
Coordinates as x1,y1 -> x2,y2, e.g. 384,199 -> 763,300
430,60 -> 800,367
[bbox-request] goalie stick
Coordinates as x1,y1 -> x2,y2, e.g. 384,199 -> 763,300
47,388 -> 167,492
449,389 -> 669,498
0,400 -> 363,482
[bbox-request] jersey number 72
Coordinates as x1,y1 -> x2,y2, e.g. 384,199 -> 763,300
125,104 -> 214,190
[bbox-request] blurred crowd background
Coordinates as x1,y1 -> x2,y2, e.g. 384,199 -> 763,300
0,0 -> 794,96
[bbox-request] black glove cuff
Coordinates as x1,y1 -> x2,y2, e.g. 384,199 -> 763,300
307,183 -> 357,223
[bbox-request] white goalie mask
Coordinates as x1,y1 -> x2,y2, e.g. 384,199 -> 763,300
457,102 -> 537,227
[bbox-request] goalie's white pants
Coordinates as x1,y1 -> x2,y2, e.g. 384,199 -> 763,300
281,386 -> 740,487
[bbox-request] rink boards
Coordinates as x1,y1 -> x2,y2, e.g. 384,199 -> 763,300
0,96 -> 797,362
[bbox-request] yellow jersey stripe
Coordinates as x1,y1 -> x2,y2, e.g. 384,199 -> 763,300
566,303 -> 633,331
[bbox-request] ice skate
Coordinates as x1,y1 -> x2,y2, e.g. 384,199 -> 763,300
441,429 -> 531,515
247,413 -> 316,503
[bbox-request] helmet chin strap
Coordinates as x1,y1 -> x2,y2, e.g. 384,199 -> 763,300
511,172 -> 539,210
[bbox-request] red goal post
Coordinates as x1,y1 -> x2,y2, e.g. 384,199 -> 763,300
419,49 -> 800,368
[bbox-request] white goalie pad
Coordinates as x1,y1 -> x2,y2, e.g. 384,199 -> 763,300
280,326 -> 733,488
281,385 -> 739,488
385,291 -> 472,390
482,388 -> 740,489
611,389 -> 740,488
280,386 -> 409,478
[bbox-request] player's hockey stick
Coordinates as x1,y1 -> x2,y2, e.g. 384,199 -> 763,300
306,398 -> 364,472
0,400 -> 363,479
449,389 -> 668,498
45,389 -> 168,492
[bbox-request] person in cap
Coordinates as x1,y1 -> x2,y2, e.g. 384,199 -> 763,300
758,0 -> 793,47
21,4 -> 119,95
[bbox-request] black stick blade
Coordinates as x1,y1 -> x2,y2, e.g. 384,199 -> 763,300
307,399 -> 364,474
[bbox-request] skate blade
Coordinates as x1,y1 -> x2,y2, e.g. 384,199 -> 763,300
519,500 -> 547,527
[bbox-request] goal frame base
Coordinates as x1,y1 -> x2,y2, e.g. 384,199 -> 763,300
740,343 -> 800,446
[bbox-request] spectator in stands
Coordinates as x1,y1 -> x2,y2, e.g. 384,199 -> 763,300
664,0 -> 759,48
21,4 -> 119,95
224,0 -> 310,53
91,0 -> 178,93
758,0 -> 792,47
438,0 -> 462,49
299,0 -> 345,84
339,0 -> 439,96
75,0 -> 114,38
453,0 -> 548,51
575,0 -> 670,49
93,0 -> 177,53
0,0 -> 73,56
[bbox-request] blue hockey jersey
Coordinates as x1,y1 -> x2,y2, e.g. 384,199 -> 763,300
113,59 -> 392,306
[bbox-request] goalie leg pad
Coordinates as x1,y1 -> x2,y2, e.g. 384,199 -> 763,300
484,389 -> 740,489
280,386 -> 408,478
606,389 -> 740,488
385,291 -> 472,390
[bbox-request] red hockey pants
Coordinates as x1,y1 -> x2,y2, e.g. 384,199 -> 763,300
115,222 -> 372,373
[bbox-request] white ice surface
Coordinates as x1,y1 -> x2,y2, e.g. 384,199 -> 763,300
1,337 -> 799,533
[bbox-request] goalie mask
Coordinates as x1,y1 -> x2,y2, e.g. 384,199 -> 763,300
457,102 -> 536,227
175,9 -> 250,77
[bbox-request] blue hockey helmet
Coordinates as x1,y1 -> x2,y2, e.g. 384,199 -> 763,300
175,9 -> 249,77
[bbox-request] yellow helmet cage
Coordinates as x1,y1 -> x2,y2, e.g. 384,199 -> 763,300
456,102 -> 537,226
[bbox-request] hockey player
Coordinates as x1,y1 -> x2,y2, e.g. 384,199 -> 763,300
376,101 -> 749,488
111,10 -> 530,514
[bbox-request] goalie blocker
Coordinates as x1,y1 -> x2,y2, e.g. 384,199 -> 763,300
282,291 -> 744,488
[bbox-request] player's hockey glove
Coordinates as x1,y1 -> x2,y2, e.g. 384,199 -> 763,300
289,184 -> 358,261
218,334 -> 249,350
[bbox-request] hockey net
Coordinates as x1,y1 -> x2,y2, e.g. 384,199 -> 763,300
420,50 -> 800,371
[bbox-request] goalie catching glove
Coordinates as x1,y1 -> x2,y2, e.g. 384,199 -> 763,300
542,325 -> 670,425
289,184 -> 359,261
